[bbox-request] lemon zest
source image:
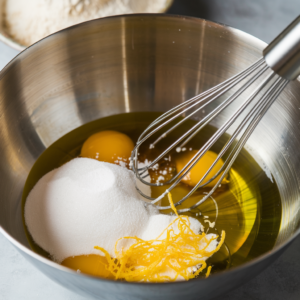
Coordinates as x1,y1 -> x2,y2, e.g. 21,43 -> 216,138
205,266 -> 212,278
95,193 -> 225,282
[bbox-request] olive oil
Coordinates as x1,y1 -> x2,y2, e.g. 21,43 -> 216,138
22,112 -> 282,276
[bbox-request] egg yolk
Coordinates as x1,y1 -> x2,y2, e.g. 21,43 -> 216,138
61,255 -> 115,279
80,130 -> 134,165
175,150 -> 228,188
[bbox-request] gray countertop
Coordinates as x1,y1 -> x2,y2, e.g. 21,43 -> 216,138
1,0 -> 300,299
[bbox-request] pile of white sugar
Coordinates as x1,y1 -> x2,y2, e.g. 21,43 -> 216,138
25,158 -> 211,263
25,158 -> 150,262
3,0 -> 169,46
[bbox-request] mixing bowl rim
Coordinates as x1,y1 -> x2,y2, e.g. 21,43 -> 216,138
0,12 -> 268,76
0,13 -> 299,285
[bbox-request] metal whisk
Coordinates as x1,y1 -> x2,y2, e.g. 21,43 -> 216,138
131,16 -> 300,213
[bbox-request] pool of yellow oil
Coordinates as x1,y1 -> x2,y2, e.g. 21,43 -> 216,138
22,112 -> 282,279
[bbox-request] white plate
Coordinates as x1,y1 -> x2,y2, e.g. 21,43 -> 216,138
0,0 -> 173,52
0,0 -> 26,51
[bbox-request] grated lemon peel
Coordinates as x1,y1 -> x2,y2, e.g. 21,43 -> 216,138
95,193 -> 225,282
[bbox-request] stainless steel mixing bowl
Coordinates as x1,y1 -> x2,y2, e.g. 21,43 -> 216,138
0,14 -> 300,300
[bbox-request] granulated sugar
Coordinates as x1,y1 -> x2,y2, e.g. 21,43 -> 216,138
24,158 -> 213,265
141,214 -> 204,241
25,158 -> 154,262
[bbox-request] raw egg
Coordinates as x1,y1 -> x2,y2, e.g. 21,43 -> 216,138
175,150 -> 228,188
62,254 -> 115,279
80,130 -> 134,165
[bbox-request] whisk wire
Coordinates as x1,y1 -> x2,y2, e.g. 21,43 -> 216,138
135,68 -> 288,211
155,77 -> 288,212
186,78 -> 288,211
131,58 -> 265,170
206,77 -> 288,183
178,64 -> 270,148
133,61 -> 268,181
135,63 -> 270,187
132,15 -> 300,212
150,60 -> 266,148
146,58 -> 265,127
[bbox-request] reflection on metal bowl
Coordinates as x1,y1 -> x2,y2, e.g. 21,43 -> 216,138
0,14 -> 300,300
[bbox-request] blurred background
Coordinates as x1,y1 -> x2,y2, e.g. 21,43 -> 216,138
0,0 -> 299,299
169,0 -> 299,43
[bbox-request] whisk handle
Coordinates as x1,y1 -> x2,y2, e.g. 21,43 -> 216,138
263,15 -> 300,80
